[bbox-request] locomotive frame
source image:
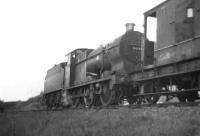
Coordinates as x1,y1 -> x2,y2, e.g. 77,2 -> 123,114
44,0 -> 200,108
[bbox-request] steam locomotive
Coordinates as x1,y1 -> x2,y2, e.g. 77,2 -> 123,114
44,0 -> 200,108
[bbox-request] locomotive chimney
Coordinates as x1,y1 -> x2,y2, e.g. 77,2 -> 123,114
125,23 -> 135,32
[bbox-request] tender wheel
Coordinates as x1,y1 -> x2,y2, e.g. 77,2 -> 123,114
100,83 -> 115,106
84,88 -> 94,107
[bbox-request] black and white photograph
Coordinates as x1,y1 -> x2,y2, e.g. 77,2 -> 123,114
0,0 -> 200,135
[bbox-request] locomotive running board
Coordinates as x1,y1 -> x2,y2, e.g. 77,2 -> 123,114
66,77 -> 112,90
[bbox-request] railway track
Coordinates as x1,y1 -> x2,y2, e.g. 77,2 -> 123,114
2,101 -> 200,114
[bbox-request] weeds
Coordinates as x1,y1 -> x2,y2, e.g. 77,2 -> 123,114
0,106 -> 200,136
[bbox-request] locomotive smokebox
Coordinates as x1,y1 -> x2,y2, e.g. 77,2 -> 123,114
107,23 -> 144,74
125,23 -> 135,32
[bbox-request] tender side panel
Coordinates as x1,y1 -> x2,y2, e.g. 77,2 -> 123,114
44,65 -> 64,94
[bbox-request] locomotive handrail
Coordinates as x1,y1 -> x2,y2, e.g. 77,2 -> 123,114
155,35 -> 200,52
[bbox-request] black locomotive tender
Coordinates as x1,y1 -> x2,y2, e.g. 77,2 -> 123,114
44,0 -> 200,108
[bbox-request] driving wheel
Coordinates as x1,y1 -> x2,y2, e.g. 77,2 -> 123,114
100,82 -> 115,106
84,87 -> 94,107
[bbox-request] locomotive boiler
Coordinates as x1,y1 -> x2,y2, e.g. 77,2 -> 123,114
86,45 -> 111,77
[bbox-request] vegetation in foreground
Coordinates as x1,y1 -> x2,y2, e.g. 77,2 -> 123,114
1,93 -> 45,112
0,106 -> 200,136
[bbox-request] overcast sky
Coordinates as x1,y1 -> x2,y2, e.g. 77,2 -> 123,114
0,0 -> 165,101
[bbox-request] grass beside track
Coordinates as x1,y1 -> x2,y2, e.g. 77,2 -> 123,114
0,106 -> 200,136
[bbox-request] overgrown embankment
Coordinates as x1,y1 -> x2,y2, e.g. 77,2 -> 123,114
2,94 -> 45,112
0,106 -> 200,136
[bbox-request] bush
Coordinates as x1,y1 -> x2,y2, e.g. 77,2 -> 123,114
26,91 -> 45,105
0,100 -> 4,112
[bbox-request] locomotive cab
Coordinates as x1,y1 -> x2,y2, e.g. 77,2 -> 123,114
65,48 -> 93,87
